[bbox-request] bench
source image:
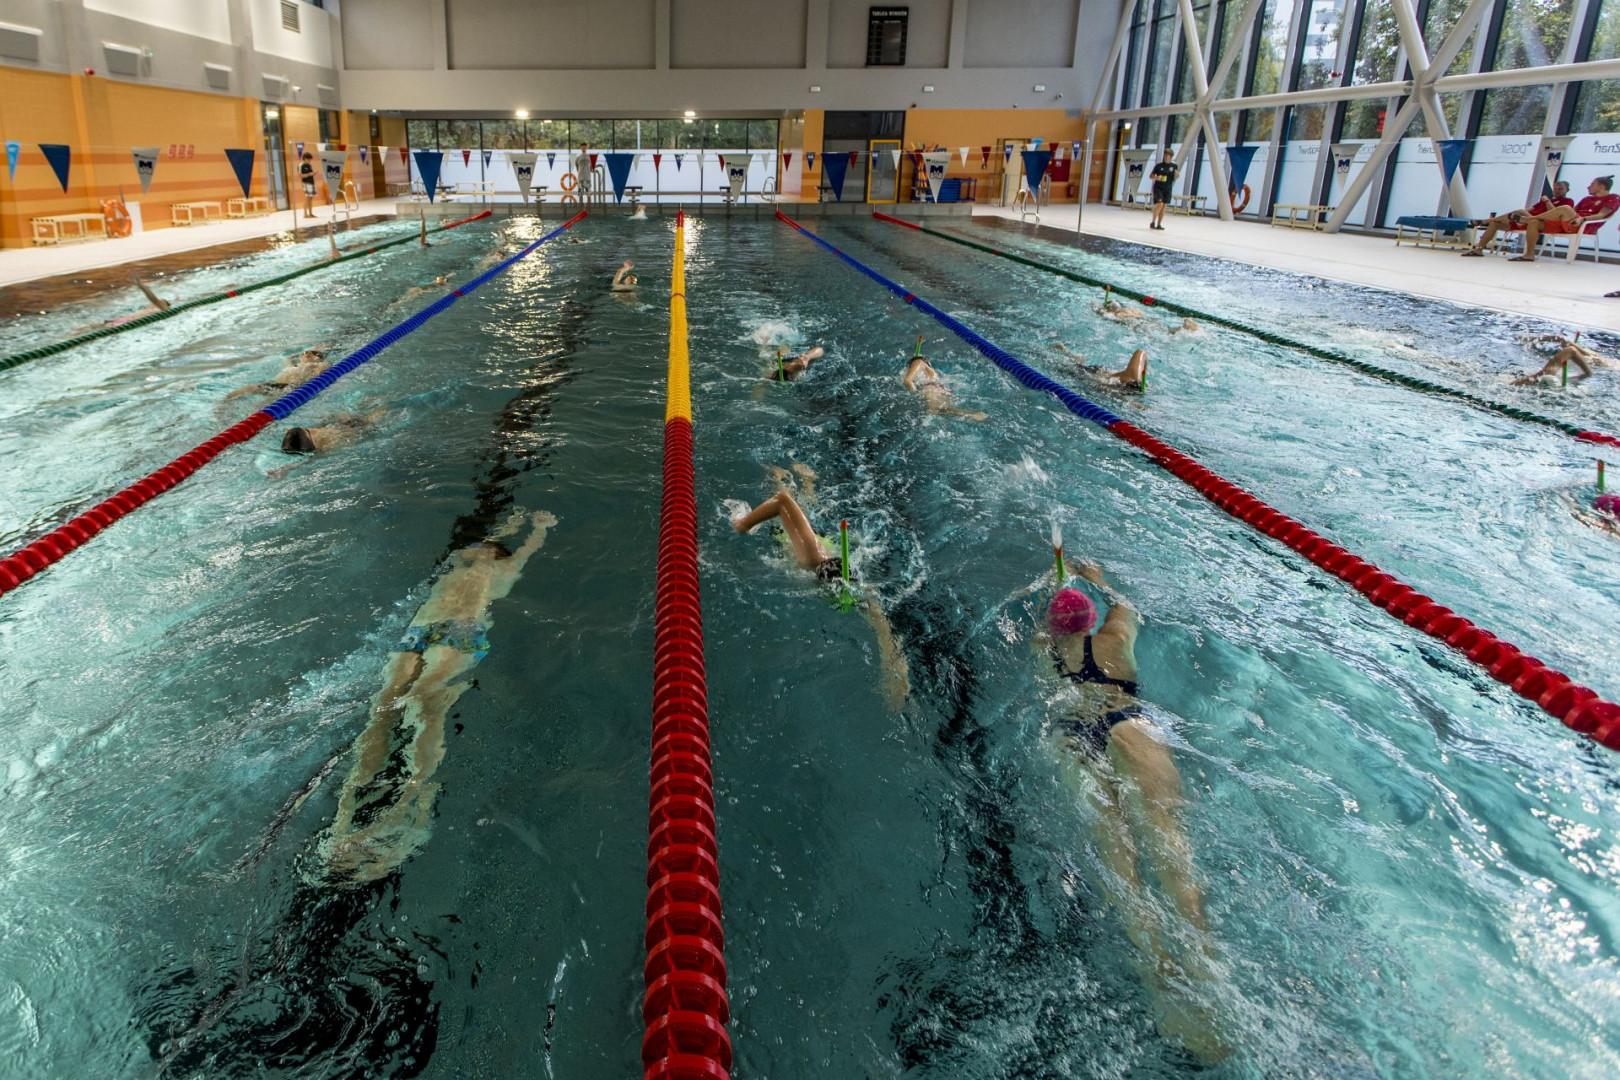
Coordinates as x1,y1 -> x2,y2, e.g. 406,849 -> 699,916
227,196 -> 272,218
1170,193 -> 1208,215
171,201 -> 222,226
1394,216 -> 1475,250
1119,190 -> 1152,209
31,213 -> 107,245
1272,203 -> 1334,230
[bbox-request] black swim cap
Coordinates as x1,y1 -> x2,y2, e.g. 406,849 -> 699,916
281,427 -> 317,454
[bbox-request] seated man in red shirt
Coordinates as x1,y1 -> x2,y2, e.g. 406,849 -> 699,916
1514,176 -> 1620,262
1462,180 -> 1572,255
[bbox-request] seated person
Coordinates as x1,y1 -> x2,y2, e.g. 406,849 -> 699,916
1513,176 -> 1620,262
1512,335 -> 1614,385
905,345 -> 988,421
1463,181 -> 1573,255
611,260 -> 638,292
225,349 -> 332,400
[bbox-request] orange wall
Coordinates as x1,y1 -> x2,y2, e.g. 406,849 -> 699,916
0,67 -> 269,246
902,109 -> 1089,203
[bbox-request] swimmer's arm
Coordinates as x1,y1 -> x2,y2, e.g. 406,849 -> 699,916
133,277 -> 170,310
860,595 -> 910,710
904,366 -> 921,391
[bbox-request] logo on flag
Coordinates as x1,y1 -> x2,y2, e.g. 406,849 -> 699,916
1121,149 -> 1154,193
1540,135 -> 1573,190
319,149 -> 348,203
131,146 -> 160,195
726,157 -> 749,197
921,150 -> 951,202
1329,142 -> 1359,184
509,151 -> 537,200
674,152 -> 684,171
805,151 -> 815,171
546,151 -> 556,169
359,146 -> 369,165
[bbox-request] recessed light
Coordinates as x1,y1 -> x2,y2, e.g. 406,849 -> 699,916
684,109 -> 695,117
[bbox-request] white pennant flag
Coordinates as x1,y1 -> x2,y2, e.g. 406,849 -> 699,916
890,148 -> 901,170
726,155 -> 748,197
1328,142 -> 1359,186
509,151 -> 538,201
921,150 -> 952,202
1540,135 -> 1574,191
318,148 -> 348,203
959,146 -> 972,166
131,146 -> 160,195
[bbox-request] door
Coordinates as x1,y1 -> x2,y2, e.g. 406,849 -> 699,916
262,104 -> 289,211
867,138 -> 900,203
998,139 -> 1028,206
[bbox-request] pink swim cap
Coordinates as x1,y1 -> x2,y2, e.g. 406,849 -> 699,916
1048,588 -> 1097,636
1595,493 -> 1620,516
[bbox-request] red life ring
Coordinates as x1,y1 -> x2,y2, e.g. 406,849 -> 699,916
1230,184 -> 1251,213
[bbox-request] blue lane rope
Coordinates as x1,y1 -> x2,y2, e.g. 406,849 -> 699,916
775,212 -> 1124,429
262,211 -> 588,421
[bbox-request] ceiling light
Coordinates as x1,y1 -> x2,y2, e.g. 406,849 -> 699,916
684,109 -> 696,118
516,109 -> 529,119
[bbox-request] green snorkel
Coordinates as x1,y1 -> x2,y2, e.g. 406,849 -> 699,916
1052,519 -> 1066,581
836,519 -> 856,612
914,335 -> 924,359
777,347 -> 786,381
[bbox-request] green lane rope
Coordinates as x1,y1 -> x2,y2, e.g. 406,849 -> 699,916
1,215 -> 488,375
873,215 -> 1597,441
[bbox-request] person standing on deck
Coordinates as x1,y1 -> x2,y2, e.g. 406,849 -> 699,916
1149,151 -> 1179,231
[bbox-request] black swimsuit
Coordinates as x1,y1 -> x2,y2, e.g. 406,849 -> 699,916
1052,635 -> 1141,754
814,556 -> 848,583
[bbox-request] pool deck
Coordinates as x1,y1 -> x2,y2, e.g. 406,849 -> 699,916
0,198 -> 401,288
973,204 -> 1620,336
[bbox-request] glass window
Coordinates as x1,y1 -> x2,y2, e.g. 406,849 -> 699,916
481,120 -> 523,150
570,119 -> 613,149
1211,0 -> 1246,99
406,120 -> 438,149
442,119 -> 480,151
1143,0 -> 1178,107
612,119 -> 640,149
1424,0 -> 1479,76
1572,0 -> 1620,132
1490,0 -> 1576,71
1350,0 -> 1400,86
748,119 -> 779,151
1248,0 -> 1293,98
1298,0 -> 1348,92
1288,103 -> 1328,141
527,120 -> 568,149
318,109 -> 340,144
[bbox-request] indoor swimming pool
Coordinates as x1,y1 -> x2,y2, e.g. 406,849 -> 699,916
0,212 -> 1616,1078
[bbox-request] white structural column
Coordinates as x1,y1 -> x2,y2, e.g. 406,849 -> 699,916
1172,0 -> 1236,218
1080,0 -> 1142,233
1390,0 -> 1470,216
1324,0 -> 1494,231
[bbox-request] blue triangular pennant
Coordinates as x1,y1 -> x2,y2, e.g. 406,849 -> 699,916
1226,145 -> 1259,193
224,148 -> 255,197
805,151 -> 815,172
546,151 -> 556,169
359,146 -> 369,165
4,141 -> 19,182
295,141 -> 305,160
483,149 -> 492,169
39,144 -> 71,192
1020,150 -> 1053,198
823,152 -> 849,201
1436,138 -> 1468,184
413,150 -> 444,202
1004,144 -> 1013,164
604,151 -> 633,201
674,152 -> 684,171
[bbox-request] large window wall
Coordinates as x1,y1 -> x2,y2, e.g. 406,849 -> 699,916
1107,0 -> 1620,240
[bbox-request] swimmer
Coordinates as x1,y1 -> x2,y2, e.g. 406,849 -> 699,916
731,484 -> 909,710
752,346 -> 827,400
1512,334 -> 1614,385
1582,492 -> 1620,536
224,348 -> 332,400
905,345 -> 988,421
629,204 -> 649,220
612,260 -> 639,291
1053,344 -> 1148,390
1039,561 -> 1225,1062
279,408 -> 387,455
398,274 -> 452,304
318,509 -> 558,884
327,222 -> 340,260
78,274 -> 172,331
568,236 -> 585,244
1169,316 -> 1201,335
1098,295 -> 1145,321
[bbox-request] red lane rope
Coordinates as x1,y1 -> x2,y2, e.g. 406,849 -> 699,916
645,213 -> 730,1078
0,209 -> 586,599
777,211 -> 1620,753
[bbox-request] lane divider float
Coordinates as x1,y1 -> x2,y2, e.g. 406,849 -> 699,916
0,211 -> 586,600
0,210 -> 495,375
778,211 -> 1620,752
644,211 -> 731,1080
870,211 -> 1620,449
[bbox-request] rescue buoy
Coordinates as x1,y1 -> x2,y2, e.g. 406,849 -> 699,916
102,198 -> 132,238
1230,184 -> 1251,213
560,193 -> 577,204
559,172 -> 578,192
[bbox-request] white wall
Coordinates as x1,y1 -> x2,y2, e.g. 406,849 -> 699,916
344,0 -> 433,69
964,0 -> 1078,68
84,0 -> 233,44
249,0 -> 336,67
671,0 -> 807,69
449,0 -> 656,70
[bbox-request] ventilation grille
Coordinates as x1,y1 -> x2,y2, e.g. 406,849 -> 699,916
280,1 -> 300,32
0,20 -> 43,62
262,74 -> 287,100
103,41 -> 144,77
204,62 -> 232,91
317,83 -> 337,107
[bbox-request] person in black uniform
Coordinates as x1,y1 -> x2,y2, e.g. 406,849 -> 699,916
1149,150 -> 1179,231
299,152 -> 317,219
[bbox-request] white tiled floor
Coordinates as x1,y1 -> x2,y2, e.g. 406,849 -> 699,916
0,199 -> 401,288
974,204 -> 1620,335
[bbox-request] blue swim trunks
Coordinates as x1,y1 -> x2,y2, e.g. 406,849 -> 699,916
398,619 -> 490,660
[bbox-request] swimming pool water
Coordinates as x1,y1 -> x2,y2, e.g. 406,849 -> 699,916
0,212 -> 1615,1078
